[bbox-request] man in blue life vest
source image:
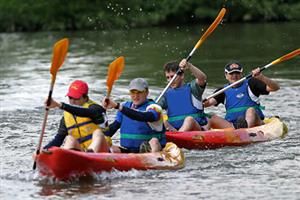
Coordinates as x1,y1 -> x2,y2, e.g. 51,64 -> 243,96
102,78 -> 166,153
203,60 -> 280,128
158,59 -> 232,131
42,80 -> 110,152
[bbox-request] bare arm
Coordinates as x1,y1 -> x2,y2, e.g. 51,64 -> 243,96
179,59 -> 207,87
252,68 -> 280,92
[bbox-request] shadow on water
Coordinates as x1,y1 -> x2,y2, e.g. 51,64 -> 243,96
36,176 -> 112,197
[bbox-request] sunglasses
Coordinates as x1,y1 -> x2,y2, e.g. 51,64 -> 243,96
130,90 -> 146,94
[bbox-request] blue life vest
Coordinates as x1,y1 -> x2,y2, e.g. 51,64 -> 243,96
165,84 -> 207,129
120,100 -> 166,152
224,79 -> 265,123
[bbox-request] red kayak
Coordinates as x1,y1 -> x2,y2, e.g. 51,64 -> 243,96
36,142 -> 185,180
166,117 -> 288,150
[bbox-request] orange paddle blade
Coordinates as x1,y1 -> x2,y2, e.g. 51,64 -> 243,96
194,8 -> 226,49
271,48 -> 300,66
106,56 -> 125,96
50,38 -> 69,79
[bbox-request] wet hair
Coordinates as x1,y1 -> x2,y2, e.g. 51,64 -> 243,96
163,61 -> 179,72
163,61 -> 184,75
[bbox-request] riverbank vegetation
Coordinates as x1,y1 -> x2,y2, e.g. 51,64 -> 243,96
0,0 -> 299,32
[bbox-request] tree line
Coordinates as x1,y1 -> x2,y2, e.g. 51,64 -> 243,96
0,0 -> 299,32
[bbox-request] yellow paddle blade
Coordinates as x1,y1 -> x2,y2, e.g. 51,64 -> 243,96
271,48 -> 300,66
106,56 -> 125,97
50,38 -> 69,80
194,8 -> 226,49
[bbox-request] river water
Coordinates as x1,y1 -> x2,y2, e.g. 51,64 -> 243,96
0,22 -> 299,200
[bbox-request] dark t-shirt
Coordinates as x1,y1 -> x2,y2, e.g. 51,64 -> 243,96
214,78 -> 270,105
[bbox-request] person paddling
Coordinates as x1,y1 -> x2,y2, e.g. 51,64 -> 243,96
102,78 -> 166,153
157,59 -> 232,131
203,61 -> 280,128
41,80 -> 110,152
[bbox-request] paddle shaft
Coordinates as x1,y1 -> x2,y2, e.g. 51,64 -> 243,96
156,8 -> 226,103
205,48 -> 300,101
33,80 -> 54,170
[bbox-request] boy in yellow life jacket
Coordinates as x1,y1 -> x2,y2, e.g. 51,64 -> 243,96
43,80 -> 110,152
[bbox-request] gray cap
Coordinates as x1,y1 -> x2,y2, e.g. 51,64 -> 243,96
129,78 -> 148,91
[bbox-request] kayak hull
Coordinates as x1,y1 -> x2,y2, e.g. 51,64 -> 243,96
166,117 -> 288,150
36,142 -> 185,180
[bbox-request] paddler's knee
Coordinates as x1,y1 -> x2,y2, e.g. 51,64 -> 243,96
149,138 -> 161,152
65,135 -> 77,143
92,129 -> 103,136
92,129 -> 112,146
246,107 -> 256,115
184,116 -> 194,121
63,135 -> 81,150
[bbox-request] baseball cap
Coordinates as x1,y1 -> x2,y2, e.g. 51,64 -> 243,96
67,80 -> 88,99
225,60 -> 243,73
129,78 -> 148,91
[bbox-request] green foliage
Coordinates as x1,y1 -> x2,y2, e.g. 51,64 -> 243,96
0,0 -> 299,32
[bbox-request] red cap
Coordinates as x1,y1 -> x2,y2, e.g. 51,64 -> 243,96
67,80 -> 88,99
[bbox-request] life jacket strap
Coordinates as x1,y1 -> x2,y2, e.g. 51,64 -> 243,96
226,105 -> 265,114
121,133 -> 165,140
77,134 -> 93,144
168,112 -> 206,122
66,120 -> 94,131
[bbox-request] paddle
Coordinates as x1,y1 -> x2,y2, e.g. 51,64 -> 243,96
156,8 -> 226,103
106,56 -> 125,99
33,38 -> 69,170
204,48 -> 300,101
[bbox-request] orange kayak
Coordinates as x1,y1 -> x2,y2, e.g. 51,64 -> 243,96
166,117 -> 288,150
36,142 -> 185,180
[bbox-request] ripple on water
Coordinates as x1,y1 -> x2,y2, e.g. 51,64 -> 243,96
1,40 -> 300,199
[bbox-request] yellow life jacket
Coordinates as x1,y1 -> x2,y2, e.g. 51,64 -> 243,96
64,100 -> 111,150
